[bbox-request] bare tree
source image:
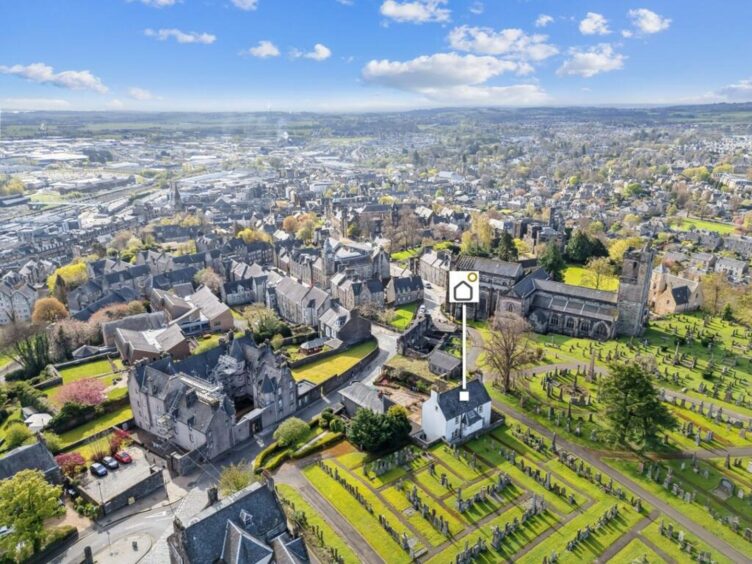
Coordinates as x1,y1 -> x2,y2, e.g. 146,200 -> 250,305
483,312 -> 534,392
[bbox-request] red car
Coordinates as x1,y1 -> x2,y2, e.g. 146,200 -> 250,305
114,451 -> 132,464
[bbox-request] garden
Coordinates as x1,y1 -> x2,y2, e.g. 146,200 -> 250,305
291,339 -> 378,385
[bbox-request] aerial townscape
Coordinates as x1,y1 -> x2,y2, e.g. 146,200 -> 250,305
1,1 -> 752,564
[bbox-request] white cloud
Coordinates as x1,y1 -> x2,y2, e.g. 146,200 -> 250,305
0,63 -> 108,93
106,99 -> 126,109
535,14 -> 553,28
0,97 -> 72,110
621,29 -> 634,38
291,43 -> 332,61
144,28 -> 216,44
231,0 -> 258,10
361,52 -> 545,105
336,0 -> 353,4
579,12 -> 610,35
715,79 -> 752,102
628,8 -> 671,34
128,87 -> 155,100
557,44 -> 625,78
447,26 -> 558,62
135,0 -> 178,7
244,40 -> 280,58
380,0 -> 450,24
469,2 -> 484,15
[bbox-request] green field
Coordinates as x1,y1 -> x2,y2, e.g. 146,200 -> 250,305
390,301 -> 418,331
58,404 -> 133,450
673,217 -> 736,235
562,264 -> 619,292
291,340 -> 377,384
276,484 -> 361,564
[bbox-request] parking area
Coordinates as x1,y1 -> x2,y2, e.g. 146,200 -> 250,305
78,445 -> 166,515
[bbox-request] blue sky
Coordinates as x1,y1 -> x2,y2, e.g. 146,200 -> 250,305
1,0 -> 751,111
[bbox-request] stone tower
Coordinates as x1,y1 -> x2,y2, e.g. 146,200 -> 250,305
171,182 -> 183,212
616,243 -> 654,337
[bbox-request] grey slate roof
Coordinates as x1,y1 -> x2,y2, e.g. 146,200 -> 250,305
454,255 -> 523,279
435,379 -> 490,419
0,441 -> 60,482
339,381 -> 393,414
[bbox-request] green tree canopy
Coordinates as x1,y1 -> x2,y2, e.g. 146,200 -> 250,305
600,363 -> 677,447
0,469 -> 64,558
273,417 -> 309,447
538,242 -> 566,282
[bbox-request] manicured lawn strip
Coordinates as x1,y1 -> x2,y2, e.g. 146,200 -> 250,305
414,467 -> 462,498
458,473 -> 523,523
430,443 -> 490,479
667,406 -> 751,449
522,499 -> 643,564
335,450 -> 372,470
605,458 -> 752,555
674,217 -> 736,235
58,358 -> 123,380
106,387 -> 129,401
563,264 -> 619,292
424,506 -> 556,564
59,405 -> 133,449
606,538 -> 662,563
352,463 -> 408,488
276,484 -> 361,564
292,340 -> 377,384
640,518 -> 734,564
390,302 -> 418,331
489,424 -> 548,464
465,435 -> 584,514
381,485 -> 449,547
303,463 -> 419,564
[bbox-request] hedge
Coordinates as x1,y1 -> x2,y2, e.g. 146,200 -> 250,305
291,432 -> 344,460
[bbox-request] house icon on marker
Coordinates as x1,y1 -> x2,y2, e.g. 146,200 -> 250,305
453,280 -> 473,302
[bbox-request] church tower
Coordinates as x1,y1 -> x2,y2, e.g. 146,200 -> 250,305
171,182 -> 183,212
616,243 -> 655,337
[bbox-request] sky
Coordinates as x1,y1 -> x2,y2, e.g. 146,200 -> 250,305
1,0 -> 752,112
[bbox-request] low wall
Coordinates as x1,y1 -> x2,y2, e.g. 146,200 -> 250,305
101,467 -> 165,515
288,343 -> 345,369
61,418 -> 135,454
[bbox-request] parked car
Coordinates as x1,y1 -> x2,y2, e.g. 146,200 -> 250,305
102,456 -> 119,470
114,451 -> 132,464
425,282 -> 432,289
90,462 -> 108,477
0,526 -> 13,539
64,485 -> 79,499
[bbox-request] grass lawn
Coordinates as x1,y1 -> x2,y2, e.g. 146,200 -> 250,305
640,518 -> 734,564
606,538 -> 662,563
0,352 -> 14,370
674,217 -> 736,235
59,404 -> 133,450
292,340 -> 377,385
563,264 -> 619,292
303,462 -> 420,564
57,358 -> 123,381
276,484 -> 361,564
383,355 -> 436,381
605,458 -> 752,556
390,302 -> 418,331
0,406 -> 30,453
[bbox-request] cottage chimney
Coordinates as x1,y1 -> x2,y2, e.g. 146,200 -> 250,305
172,516 -> 185,533
429,387 -> 439,401
206,487 -> 219,507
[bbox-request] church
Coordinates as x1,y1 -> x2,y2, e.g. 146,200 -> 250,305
497,245 -> 654,340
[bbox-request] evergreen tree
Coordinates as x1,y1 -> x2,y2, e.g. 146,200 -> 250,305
497,231 -> 518,262
539,243 -> 566,281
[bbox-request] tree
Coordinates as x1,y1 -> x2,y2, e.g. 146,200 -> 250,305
273,417 -> 309,447
582,257 -> 615,290
237,228 -> 271,244
346,407 -> 410,452
296,219 -> 315,243
55,452 -> 86,478
0,322 -> 50,377
195,267 -> 222,295
55,379 -> 106,406
218,463 -> 255,496
0,176 -> 25,197
47,261 -> 88,294
565,230 -> 608,264
0,469 -> 63,558
282,216 -> 299,234
721,302 -> 734,321
496,232 -> 518,262
31,297 -> 68,324
600,363 -> 677,447
42,432 -> 63,454
608,237 -> 643,262
5,423 -> 32,450
538,243 -> 565,282
270,334 -> 285,350
483,313 -> 534,392
701,272 -> 732,316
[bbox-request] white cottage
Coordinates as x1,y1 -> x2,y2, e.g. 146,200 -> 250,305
421,379 -> 492,444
